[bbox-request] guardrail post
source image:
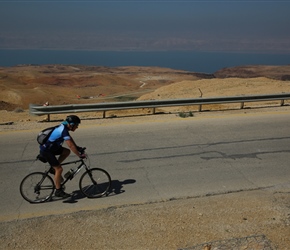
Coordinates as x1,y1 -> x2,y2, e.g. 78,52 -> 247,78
198,105 -> 202,112
281,99 -> 285,106
240,102 -> 245,109
102,111 -> 106,118
153,107 -> 156,114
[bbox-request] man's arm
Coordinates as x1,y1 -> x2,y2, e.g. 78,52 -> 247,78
65,139 -> 81,157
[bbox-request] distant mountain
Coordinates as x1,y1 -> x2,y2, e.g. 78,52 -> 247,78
214,65 -> 290,81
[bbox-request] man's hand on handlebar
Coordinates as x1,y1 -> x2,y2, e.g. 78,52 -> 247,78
77,146 -> 86,153
79,153 -> 86,159
77,146 -> 87,158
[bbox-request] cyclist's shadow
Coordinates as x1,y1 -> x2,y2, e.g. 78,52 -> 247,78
63,179 -> 136,204
110,179 -> 136,195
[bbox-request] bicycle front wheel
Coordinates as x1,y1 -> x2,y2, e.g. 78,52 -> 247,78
79,168 -> 111,198
20,172 -> 55,203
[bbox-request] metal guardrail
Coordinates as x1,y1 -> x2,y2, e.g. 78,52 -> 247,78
30,93 -> 290,119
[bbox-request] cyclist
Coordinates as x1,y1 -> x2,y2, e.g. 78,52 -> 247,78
39,115 -> 84,198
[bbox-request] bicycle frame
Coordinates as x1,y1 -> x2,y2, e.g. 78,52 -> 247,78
59,158 -> 90,186
43,157 -> 90,188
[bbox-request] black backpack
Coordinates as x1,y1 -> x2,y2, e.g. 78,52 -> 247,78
37,126 -> 57,145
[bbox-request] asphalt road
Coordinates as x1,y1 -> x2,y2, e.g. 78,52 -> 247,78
1,111 -> 290,222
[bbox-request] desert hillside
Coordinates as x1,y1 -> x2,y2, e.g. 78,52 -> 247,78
0,64 -> 289,112
214,65 -> 290,80
0,65 -> 208,111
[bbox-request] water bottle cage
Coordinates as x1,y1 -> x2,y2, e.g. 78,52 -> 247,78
64,169 -> 74,179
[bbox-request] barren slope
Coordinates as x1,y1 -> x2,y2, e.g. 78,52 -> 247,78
0,65 -> 206,110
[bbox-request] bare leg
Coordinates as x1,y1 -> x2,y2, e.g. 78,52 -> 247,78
54,166 -> 63,189
58,148 -> 70,164
55,148 -> 70,184
54,166 -> 71,198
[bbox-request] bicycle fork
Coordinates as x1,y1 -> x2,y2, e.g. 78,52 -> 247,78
87,170 -> 98,185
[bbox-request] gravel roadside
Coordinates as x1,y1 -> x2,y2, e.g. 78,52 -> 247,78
1,188 -> 290,249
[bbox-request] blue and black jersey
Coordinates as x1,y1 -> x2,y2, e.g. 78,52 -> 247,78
40,123 -> 71,152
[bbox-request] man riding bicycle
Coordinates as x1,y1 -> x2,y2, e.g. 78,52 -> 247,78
39,115 -> 84,198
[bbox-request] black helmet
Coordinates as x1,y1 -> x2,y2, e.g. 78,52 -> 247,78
66,115 -> 81,125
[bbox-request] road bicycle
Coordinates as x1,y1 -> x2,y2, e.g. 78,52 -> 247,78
20,148 -> 111,203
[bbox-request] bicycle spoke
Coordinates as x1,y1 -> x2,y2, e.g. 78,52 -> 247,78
20,172 -> 55,203
79,168 -> 111,198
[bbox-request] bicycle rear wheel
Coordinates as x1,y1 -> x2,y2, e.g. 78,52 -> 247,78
79,168 -> 111,198
20,172 -> 55,203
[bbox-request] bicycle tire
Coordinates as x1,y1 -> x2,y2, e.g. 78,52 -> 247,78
79,168 -> 111,198
20,172 -> 55,203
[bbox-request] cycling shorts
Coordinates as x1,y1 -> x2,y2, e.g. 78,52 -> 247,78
40,147 -> 64,167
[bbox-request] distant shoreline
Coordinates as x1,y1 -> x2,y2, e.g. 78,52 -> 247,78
2,47 -> 290,54
1,49 -> 290,74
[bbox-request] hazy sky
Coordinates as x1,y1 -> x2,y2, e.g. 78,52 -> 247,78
1,0 -> 290,52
